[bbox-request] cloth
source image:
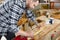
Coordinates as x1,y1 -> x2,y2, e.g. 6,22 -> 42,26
13,36 -> 27,40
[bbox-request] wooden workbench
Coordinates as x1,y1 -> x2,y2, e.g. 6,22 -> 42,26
30,16 -> 60,40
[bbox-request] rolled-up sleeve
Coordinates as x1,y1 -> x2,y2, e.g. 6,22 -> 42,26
26,10 -> 38,25
26,10 -> 36,21
26,10 -> 37,21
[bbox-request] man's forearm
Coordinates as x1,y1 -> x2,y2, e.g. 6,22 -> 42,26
34,20 -> 38,26
31,18 -> 38,26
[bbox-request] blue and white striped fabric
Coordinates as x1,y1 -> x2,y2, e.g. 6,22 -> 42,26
0,0 -> 36,35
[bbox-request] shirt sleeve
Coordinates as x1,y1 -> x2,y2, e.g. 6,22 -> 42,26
26,10 -> 38,25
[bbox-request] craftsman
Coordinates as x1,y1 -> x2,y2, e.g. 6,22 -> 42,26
0,0 -> 40,40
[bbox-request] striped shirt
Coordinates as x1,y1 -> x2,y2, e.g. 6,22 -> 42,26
0,0 -> 37,35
